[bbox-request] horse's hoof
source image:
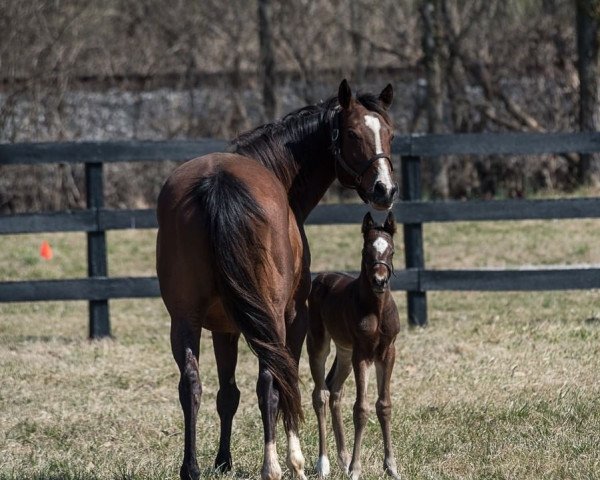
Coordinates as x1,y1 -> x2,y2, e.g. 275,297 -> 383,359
214,456 -> 232,473
315,455 -> 330,478
180,462 -> 201,480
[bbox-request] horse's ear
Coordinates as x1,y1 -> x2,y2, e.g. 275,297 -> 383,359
361,212 -> 375,235
338,79 -> 353,110
379,83 -> 394,110
383,211 -> 397,235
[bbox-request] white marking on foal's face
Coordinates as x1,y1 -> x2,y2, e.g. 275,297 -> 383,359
364,114 -> 394,194
373,236 -> 389,255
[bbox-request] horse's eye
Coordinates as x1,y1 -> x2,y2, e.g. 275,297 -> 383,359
348,131 -> 359,140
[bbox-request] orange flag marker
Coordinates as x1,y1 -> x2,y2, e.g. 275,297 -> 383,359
40,240 -> 53,260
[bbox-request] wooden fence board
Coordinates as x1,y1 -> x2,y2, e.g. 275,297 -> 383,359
3,133 -> 600,166
2,197 -> 600,235
0,139 -> 229,165
421,268 -> 600,291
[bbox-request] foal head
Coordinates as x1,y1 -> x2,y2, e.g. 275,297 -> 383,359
361,212 -> 397,294
333,79 -> 397,211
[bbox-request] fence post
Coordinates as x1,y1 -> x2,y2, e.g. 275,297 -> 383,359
85,162 -> 110,338
401,155 -> 428,326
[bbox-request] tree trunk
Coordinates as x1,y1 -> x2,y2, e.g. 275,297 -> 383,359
258,0 -> 277,121
420,0 -> 449,198
350,0 -> 367,85
577,0 -> 600,185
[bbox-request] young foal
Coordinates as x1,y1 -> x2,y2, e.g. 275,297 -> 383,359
308,212 -> 401,480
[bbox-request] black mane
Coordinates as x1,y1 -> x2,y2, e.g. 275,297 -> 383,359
231,92 -> 389,188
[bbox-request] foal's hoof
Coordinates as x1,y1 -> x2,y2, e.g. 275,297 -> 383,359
180,462 -> 200,480
315,455 -> 331,478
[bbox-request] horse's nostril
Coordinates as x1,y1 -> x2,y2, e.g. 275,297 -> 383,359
374,181 -> 386,196
390,185 -> 398,198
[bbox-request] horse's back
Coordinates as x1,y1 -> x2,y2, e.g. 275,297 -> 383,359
157,152 -> 301,331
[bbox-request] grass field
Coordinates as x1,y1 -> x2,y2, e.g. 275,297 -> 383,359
1,218 -> 600,479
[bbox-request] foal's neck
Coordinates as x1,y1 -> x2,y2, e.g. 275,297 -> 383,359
357,271 -> 390,317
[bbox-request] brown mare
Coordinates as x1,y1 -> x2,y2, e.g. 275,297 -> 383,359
156,80 -> 396,480
307,212 -> 401,480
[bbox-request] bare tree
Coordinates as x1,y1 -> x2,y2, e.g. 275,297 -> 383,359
420,0 -> 449,198
258,0 -> 277,121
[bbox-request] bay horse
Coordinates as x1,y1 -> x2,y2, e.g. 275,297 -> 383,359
156,79 -> 396,480
307,212 -> 401,480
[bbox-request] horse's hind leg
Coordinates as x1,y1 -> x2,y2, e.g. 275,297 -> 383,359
326,347 -> 353,474
285,302 -> 309,480
212,332 -> 241,473
171,318 -> 203,480
257,361 -> 283,480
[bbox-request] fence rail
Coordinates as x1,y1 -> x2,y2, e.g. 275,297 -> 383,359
1,132 -> 600,335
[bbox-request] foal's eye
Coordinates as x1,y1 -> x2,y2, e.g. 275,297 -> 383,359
348,131 -> 359,140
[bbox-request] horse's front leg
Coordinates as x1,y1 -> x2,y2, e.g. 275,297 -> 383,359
257,363 -> 283,480
212,332 -> 241,473
349,356 -> 370,480
375,344 -> 401,479
171,319 -> 203,480
307,307 -> 332,478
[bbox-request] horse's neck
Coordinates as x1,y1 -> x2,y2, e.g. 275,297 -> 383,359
286,141 -> 336,223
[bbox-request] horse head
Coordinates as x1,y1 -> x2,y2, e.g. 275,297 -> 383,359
361,211 -> 396,293
332,79 -> 397,211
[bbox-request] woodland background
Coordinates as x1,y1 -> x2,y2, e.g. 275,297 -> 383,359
1,0 -> 599,212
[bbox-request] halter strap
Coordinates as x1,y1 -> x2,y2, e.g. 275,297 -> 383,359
330,110 -> 394,190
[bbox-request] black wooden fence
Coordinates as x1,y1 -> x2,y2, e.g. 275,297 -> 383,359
1,133 -> 600,336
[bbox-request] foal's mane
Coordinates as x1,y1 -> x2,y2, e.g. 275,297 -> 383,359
231,92 -> 390,188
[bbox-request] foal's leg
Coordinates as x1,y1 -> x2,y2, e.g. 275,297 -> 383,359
349,356 -> 371,480
212,332 -> 241,473
307,326 -> 332,478
375,345 -> 401,480
285,303 -> 309,480
257,361 -> 283,480
171,319 -> 203,480
326,346 -> 353,474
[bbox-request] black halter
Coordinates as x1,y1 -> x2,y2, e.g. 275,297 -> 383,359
329,109 -> 394,190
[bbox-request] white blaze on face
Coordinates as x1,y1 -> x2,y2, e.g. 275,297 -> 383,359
372,236 -> 389,282
373,236 -> 389,255
364,114 -> 394,193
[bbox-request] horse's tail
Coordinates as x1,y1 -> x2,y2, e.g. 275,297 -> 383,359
195,169 -> 303,432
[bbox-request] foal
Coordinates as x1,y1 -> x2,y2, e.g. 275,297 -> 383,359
307,211 -> 401,480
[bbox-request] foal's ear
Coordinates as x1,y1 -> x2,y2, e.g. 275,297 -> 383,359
383,211 -> 397,235
338,79 -> 353,110
379,83 -> 394,110
361,212 -> 375,235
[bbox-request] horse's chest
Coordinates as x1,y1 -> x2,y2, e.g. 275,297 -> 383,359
357,314 -> 379,336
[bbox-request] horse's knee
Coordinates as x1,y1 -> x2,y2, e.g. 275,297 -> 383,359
329,389 -> 343,409
375,398 -> 392,420
312,388 -> 330,411
353,401 -> 369,425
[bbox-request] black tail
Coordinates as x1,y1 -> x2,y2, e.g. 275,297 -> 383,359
195,169 -> 303,432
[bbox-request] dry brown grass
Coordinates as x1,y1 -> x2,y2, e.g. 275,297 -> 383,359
1,219 -> 599,479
